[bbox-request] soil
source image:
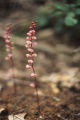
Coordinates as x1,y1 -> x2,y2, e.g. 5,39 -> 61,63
0,76 -> 80,120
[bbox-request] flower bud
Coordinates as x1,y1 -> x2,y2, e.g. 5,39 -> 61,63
27,32 -> 31,36
30,83 -> 35,88
31,73 -> 37,78
26,64 -> 31,69
29,26 -> 32,29
26,41 -> 32,45
28,60 -> 33,64
32,42 -> 37,46
8,54 -> 13,58
7,36 -> 11,39
5,39 -> 10,43
32,53 -> 37,57
28,48 -> 34,53
31,30 -> 35,34
32,36 -> 36,40
26,54 -> 31,58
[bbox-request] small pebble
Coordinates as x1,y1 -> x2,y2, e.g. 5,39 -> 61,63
39,115 -> 43,119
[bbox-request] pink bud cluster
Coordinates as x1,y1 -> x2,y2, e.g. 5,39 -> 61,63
4,24 -> 14,60
25,21 -> 37,78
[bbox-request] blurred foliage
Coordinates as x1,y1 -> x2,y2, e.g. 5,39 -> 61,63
37,0 -> 80,39
12,23 -> 30,37
36,6 -> 51,28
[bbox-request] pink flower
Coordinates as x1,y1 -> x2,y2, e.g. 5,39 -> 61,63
32,53 -> 37,57
31,30 -> 35,34
28,60 -> 33,64
32,36 -> 36,40
32,21 -> 36,28
28,48 -> 34,53
4,23 -> 14,61
30,83 -> 35,88
5,39 -> 10,43
5,32 -> 9,34
26,37 -> 31,40
8,54 -> 13,58
25,44 -> 28,48
26,54 -> 31,58
31,73 -> 37,78
32,42 -> 37,46
27,32 -> 31,36
26,41 -> 32,45
26,64 -> 31,69
25,22 -> 38,76
7,36 -> 11,39
29,26 -> 32,29
29,30 -> 35,34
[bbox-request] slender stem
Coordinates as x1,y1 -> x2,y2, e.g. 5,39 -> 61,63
30,30 -> 41,113
26,22 -> 41,114
10,57 -> 16,94
32,64 -> 41,113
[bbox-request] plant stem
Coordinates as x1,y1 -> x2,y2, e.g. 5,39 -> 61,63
32,64 -> 41,113
10,57 -> 16,94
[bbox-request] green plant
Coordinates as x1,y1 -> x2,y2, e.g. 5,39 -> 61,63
37,0 -> 80,38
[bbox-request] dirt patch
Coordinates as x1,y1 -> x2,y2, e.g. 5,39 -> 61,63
0,77 -> 80,120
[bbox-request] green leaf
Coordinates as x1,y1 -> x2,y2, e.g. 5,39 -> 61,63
64,12 -> 78,26
52,11 -> 63,17
70,4 -> 76,8
75,9 -> 80,15
53,3 -> 68,11
64,16 -> 78,26
67,12 -> 75,17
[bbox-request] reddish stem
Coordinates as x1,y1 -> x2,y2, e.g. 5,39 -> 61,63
10,57 -> 17,94
32,64 -> 41,113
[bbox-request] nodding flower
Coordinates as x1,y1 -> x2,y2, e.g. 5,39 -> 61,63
4,23 -> 14,61
25,21 -> 37,78
4,23 -> 17,93
26,21 -> 41,114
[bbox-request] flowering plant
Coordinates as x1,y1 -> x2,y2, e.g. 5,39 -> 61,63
25,21 -> 41,113
4,23 -> 16,93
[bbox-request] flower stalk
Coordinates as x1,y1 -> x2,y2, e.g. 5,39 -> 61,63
25,21 -> 41,113
4,23 -> 16,94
